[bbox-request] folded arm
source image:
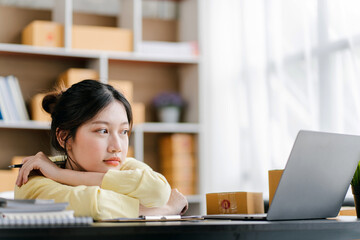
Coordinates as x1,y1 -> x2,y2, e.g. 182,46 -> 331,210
15,176 -> 139,220
16,154 -> 171,209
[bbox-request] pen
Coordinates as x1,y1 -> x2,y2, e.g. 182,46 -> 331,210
8,161 -> 66,169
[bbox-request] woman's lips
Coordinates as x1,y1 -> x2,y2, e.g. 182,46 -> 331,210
103,157 -> 121,166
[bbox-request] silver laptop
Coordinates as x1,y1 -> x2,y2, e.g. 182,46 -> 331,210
204,130 -> 360,221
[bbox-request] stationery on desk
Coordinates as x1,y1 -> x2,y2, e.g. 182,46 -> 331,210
0,198 -> 92,226
99,215 -> 204,222
8,161 -> 66,169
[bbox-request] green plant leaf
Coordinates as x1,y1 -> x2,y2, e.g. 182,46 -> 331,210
351,160 -> 360,186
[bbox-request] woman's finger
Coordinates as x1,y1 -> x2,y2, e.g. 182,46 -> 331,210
16,161 -> 27,187
19,163 -> 29,186
21,156 -> 32,164
15,172 -> 22,187
21,166 -> 30,185
17,160 -> 34,186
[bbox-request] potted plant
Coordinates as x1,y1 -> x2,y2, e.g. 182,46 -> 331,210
152,92 -> 185,123
351,161 -> 360,218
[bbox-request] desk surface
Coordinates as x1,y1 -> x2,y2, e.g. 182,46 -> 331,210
1,216 -> 360,240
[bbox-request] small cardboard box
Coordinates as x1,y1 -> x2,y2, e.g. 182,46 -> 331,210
268,169 -> 283,206
161,166 -> 196,183
22,20 -> 64,47
206,192 -> 264,215
58,68 -> 99,88
72,25 -> 133,52
0,170 -> 18,192
11,156 -> 26,166
127,146 -> 134,158
30,93 -> 51,122
168,180 -> 196,195
0,156 -> 25,192
108,80 -> 134,104
339,207 -> 356,216
132,102 -> 145,124
160,153 -> 196,169
159,134 -> 195,156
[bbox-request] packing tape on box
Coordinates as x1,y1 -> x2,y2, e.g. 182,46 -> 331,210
217,193 -> 238,214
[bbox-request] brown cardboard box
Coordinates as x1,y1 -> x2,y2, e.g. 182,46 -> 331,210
58,68 -> 99,88
160,154 -> 196,169
127,146 -> 134,158
72,25 -> 133,52
339,207 -> 356,216
11,156 -> 26,165
22,20 -> 64,47
0,156 -> 27,192
159,134 -> 197,195
30,93 -> 51,122
132,102 -> 145,124
161,166 -> 196,182
0,170 -> 18,192
268,169 -> 283,206
108,80 -> 134,104
206,192 -> 264,215
170,181 -> 196,195
159,134 -> 195,155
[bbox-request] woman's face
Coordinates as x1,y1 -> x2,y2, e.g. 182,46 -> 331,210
66,100 -> 130,173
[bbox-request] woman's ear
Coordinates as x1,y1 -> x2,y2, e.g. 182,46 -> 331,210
56,128 -> 70,149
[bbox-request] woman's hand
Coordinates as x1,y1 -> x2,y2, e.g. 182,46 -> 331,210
139,188 -> 189,216
166,188 -> 189,215
15,152 -> 61,187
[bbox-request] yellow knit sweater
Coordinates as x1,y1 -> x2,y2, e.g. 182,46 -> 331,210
14,157 -> 171,220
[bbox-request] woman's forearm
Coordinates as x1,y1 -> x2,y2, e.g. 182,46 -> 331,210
52,168 -> 105,187
139,204 -> 170,216
138,189 -> 188,216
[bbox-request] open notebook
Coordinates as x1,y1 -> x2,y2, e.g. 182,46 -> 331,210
204,130 -> 360,221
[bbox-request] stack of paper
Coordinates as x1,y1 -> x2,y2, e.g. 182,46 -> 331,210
0,198 -> 92,226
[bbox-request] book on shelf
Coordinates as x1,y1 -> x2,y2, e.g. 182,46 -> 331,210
0,198 -> 93,226
0,76 -> 14,121
0,75 -> 29,122
142,0 -> 177,20
7,75 -> 29,121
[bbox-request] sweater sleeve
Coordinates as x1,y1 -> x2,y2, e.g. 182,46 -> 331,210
101,158 -> 171,208
14,176 -> 139,220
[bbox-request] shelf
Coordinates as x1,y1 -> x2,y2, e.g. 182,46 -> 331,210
0,43 -> 199,64
0,121 -> 50,130
108,52 -> 199,64
0,121 -> 200,133
0,43 -> 99,59
132,122 -> 200,133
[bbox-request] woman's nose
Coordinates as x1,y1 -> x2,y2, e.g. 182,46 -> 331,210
108,135 -> 122,153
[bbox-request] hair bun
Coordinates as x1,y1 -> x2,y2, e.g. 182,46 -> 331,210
42,92 -> 61,114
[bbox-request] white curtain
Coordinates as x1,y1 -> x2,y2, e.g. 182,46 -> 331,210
200,0 -> 360,196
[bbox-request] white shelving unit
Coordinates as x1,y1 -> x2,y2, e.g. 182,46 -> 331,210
0,0 -> 204,214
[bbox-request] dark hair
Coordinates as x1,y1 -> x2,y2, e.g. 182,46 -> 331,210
42,79 -> 133,161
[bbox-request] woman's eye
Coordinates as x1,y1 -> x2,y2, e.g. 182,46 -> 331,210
121,130 -> 129,135
97,129 -> 108,134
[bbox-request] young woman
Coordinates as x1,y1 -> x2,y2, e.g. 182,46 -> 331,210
15,80 -> 188,220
